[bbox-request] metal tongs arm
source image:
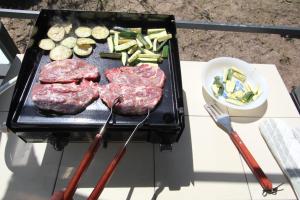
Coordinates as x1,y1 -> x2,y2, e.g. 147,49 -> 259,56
61,97 -> 121,200
87,109 -> 150,200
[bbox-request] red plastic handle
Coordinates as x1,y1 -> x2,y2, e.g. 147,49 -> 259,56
63,134 -> 103,200
230,131 -> 273,191
88,147 -> 127,200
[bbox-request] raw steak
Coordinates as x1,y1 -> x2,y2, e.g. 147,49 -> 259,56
39,59 -> 99,83
32,80 -> 99,114
104,64 -> 166,88
99,83 -> 163,115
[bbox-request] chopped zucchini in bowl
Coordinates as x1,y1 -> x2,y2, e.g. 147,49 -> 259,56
39,39 -> 55,50
211,67 -> 262,106
202,57 -> 268,111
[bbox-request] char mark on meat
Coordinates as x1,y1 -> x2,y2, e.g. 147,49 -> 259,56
99,83 -> 163,115
39,59 -> 99,84
104,64 -> 166,88
32,80 -> 99,114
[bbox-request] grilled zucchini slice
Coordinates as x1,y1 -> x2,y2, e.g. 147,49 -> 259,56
49,45 -> 72,61
75,27 -> 92,38
77,38 -> 96,46
92,26 -> 109,40
60,37 -> 77,49
63,24 -> 72,34
73,44 -> 93,57
47,25 -> 65,42
39,39 -> 55,50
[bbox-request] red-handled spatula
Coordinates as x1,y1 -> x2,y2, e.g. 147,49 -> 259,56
204,103 -> 279,194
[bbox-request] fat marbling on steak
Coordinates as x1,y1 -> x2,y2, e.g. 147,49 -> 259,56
100,64 -> 166,115
99,83 -> 163,115
39,59 -> 99,83
104,64 -> 166,88
32,80 -> 99,114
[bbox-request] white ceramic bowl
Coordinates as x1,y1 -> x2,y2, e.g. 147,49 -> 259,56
202,57 -> 268,110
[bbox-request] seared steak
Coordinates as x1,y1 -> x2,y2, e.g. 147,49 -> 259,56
100,64 -> 166,115
32,80 -> 99,114
39,59 -> 99,83
99,83 -> 163,115
104,64 -> 166,88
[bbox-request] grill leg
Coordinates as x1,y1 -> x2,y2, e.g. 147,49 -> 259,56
159,143 -> 172,151
49,134 -> 69,151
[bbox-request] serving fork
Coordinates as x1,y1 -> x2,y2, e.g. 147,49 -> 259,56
204,103 -> 274,193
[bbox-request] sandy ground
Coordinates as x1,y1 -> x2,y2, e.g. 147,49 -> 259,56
1,0 -> 300,90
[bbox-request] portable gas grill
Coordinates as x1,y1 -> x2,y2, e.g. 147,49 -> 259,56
6,9 -> 185,150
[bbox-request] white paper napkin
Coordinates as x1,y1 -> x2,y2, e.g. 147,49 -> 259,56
259,118 -> 300,199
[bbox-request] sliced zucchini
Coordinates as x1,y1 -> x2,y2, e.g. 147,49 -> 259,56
109,30 -> 120,35
137,34 -> 149,48
77,38 -> 96,46
63,24 -> 72,34
143,49 -> 155,55
113,32 -> 119,46
100,52 -> 122,59
241,91 -> 255,103
225,98 -> 244,106
39,39 -> 55,50
161,45 -> 169,58
47,25 -> 65,42
223,68 -> 229,82
49,45 -> 72,61
128,50 -> 141,63
119,39 -> 134,44
73,44 -> 93,57
75,27 -> 92,38
121,52 -> 128,65
157,33 -> 172,42
129,28 -> 142,33
144,36 -> 152,49
148,30 -> 167,40
233,72 -> 246,82
212,84 -> 220,97
60,37 -> 77,49
147,28 -> 166,34
232,66 -> 245,76
115,40 -> 137,51
119,31 -> 137,39
127,45 -> 138,55
225,80 -> 236,93
136,38 -> 144,47
92,26 -> 109,40
227,68 -> 234,80
138,53 -> 161,59
107,36 -> 114,53
156,40 -> 168,52
137,57 -> 162,63
153,38 -> 158,51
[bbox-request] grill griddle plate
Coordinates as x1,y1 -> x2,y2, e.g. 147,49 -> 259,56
6,10 -> 184,149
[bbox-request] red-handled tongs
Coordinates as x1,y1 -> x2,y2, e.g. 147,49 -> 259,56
87,109 -> 150,200
204,103 -> 282,194
51,97 -> 122,200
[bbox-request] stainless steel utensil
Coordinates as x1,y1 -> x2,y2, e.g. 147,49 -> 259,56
204,103 -> 274,192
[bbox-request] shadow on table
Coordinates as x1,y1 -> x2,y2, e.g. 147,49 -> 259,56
1,131 -> 63,200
